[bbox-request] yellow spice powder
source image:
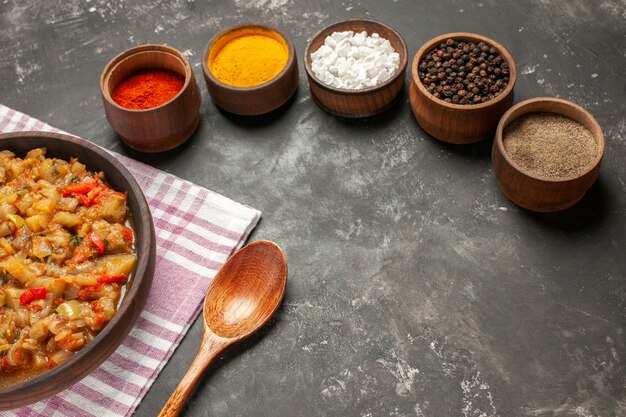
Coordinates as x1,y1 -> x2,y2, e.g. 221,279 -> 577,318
210,31 -> 288,87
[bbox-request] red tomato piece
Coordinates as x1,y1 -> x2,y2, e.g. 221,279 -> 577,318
20,287 -> 47,305
77,285 -> 101,301
62,182 -> 95,197
66,244 -> 92,265
122,226 -> 133,242
89,232 -> 105,254
78,194 -> 94,207
96,274 -> 127,284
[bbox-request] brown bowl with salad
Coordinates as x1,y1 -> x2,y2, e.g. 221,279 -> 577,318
0,131 -> 155,410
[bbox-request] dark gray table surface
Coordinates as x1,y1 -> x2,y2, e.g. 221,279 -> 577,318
2,0 -> 625,416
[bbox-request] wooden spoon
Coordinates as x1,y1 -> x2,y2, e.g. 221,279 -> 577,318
158,240 -> 288,417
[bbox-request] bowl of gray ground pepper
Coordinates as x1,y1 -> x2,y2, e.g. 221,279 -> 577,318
492,97 -> 605,212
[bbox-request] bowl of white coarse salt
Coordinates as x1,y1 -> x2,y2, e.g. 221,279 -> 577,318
304,19 -> 408,118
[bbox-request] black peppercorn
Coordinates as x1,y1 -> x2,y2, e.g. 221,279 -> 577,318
419,38 -> 509,105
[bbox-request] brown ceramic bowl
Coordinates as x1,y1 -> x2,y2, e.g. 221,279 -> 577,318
492,97 -> 605,212
410,32 -> 516,144
304,19 -> 408,118
202,23 -> 299,116
100,44 -> 201,153
0,131 -> 156,409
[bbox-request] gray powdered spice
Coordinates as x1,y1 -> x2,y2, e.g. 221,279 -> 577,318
503,112 -> 597,178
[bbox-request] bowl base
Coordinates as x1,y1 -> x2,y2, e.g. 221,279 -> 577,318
120,115 -> 199,153
496,180 -> 586,212
311,84 -> 403,119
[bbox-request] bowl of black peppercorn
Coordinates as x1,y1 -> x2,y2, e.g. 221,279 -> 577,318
409,32 -> 516,144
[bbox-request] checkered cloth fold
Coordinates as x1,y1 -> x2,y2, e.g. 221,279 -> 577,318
0,104 -> 261,416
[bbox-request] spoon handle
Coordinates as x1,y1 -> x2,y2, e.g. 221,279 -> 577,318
158,332 -> 228,417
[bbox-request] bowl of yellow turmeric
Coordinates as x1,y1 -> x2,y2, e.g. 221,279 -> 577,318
202,23 -> 299,116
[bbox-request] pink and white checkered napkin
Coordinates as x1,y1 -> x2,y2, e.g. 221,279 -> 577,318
0,104 -> 262,416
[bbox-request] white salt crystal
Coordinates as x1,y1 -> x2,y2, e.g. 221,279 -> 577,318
310,30 -> 400,90
336,44 -> 350,57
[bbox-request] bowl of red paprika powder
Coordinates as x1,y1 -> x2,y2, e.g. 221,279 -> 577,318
100,44 -> 201,153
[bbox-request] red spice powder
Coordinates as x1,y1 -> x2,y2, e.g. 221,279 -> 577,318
112,69 -> 185,110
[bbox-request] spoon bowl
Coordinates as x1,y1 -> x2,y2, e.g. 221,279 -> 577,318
158,240 -> 287,417
205,240 -> 287,339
